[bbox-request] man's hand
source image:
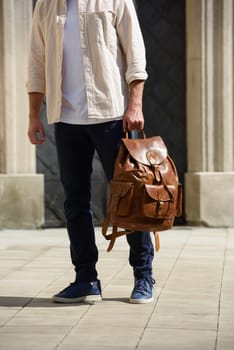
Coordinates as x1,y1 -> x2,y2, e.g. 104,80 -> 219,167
122,80 -> 145,132
27,92 -> 45,145
122,103 -> 144,132
28,115 -> 45,145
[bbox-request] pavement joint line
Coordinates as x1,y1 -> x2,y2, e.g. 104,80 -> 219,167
214,228 -> 229,350
1,308 -> 21,328
33,264 -> 73,300
53,303 -> 94,350
100,260 -> 129,292
0,246 -> 53,281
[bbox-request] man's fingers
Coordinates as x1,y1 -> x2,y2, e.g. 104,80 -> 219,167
28,127 -> 45,145
36,129 -> 45,144
123,119 -> 144,132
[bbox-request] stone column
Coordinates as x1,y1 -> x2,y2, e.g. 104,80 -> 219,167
0,0 -> 44,228
186,0 -> 234,226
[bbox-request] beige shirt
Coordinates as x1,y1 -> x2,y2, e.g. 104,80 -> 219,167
26,0 -> 148,124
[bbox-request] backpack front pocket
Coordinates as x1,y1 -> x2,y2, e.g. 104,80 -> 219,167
142,184 -> 176,219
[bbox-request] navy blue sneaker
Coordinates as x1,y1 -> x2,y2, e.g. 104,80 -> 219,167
52,280 -> 102,303
129,278 -> 155,304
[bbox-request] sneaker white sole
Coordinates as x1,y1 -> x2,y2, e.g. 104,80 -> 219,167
129,296 -> 154,304
52,294 -> 102,303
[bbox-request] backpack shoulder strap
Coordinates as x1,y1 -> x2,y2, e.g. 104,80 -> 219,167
102,214 -> 127,251
102,213 -> 161,252
154,232 -> 160,252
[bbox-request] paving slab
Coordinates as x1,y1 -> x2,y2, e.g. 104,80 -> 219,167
60,325 -> 143,348
138,328 -> 216,350
217,332 -> 234,350
0,334 -> 64,350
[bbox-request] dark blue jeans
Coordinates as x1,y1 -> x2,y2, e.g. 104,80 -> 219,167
54,121 -> 154,282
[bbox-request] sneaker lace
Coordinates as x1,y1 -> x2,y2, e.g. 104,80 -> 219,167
134,278 -> 155,293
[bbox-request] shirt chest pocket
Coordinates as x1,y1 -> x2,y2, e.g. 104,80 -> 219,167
87,11 -> 117,50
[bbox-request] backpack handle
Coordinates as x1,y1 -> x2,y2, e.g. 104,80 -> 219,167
125,130 -> 146,139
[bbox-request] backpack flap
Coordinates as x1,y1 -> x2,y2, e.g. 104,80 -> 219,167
122,136 -> 168,166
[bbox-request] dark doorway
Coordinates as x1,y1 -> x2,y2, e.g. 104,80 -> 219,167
136,0 -> 187,223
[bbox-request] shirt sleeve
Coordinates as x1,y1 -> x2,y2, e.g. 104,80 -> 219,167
116,0 -> 148,85
26,1 -> 46,94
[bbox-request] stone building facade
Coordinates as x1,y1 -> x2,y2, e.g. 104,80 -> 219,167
0,0 -> 233,228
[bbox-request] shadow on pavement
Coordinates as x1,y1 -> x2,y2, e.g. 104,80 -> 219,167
0,296 -> 129,307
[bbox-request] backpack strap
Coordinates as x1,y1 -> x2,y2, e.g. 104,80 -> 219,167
106,227 -> 128,252
154,232 -> 160,252
102,214 -> 128,251
102,214 -> 161,252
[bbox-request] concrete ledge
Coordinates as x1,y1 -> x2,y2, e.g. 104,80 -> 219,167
0,174 -> 44,228
185,172 -> 234,227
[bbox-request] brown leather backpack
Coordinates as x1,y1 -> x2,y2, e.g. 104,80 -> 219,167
102,132 -> 182,252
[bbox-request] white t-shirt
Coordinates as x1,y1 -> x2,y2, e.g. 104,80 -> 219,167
60,0 -> 121,124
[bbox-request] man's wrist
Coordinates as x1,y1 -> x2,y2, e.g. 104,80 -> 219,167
128,80 -> 144,106
29,112 -> 41,121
